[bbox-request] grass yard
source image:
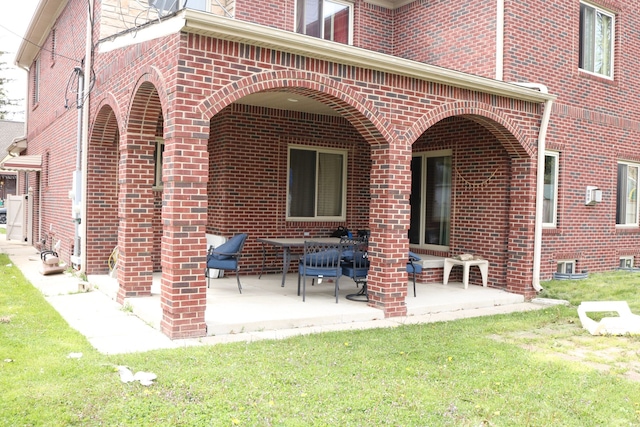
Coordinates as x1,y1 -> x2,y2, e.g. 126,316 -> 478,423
1,254 -> 640,426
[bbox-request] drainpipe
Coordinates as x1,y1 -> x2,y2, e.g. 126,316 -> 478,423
512,82 -> 553,292
79,0 -> 93,275
496,0 -> 504,80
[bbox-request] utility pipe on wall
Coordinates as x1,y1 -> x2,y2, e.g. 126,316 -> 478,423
79,0 -> 93,274
496,0 -> 504,80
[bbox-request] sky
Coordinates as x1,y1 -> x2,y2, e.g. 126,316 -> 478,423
0,0 -> 41,121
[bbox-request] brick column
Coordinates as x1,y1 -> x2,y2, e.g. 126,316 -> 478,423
366,141 -> 412,317
116,136 -> 155,303
506,156 -> 537,298
159,133 -> 209,339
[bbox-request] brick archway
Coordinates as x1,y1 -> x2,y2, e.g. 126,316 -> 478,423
116,80 -> 165,304
197,70 -> 392,148
86,100 -> 121,274
406,101 -> 542,297
406,100 -> 533,158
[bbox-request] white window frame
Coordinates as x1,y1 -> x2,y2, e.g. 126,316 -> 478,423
579,1 -> 615,79
543,151 -> 559,228
619,256 -> 634,269
153,137 -> 165,190
295,0 -> 354,45
616,161 -> 639,227
557,260 -> 576,274
286,145 -> 348,221
410,149 -> 452,251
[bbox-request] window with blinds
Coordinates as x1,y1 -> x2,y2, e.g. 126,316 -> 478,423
288,146 -> 347,220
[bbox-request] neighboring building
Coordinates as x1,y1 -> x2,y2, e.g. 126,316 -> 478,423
5,0 -> 638,338
0,120 -> 24,202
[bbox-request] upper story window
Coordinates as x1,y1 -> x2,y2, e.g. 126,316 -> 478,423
287,146 -> 347,221
579,2 -> 614,79
543,151 -> 559,227
409,150 -> 452,250
296,0 -> 353,45
148,0 -> 207,13
617,161 -> 638,227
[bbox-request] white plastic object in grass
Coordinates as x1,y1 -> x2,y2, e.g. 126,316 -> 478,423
577,301 -> 640,335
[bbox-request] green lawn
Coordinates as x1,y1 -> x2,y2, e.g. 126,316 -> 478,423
1,254 -> 639,426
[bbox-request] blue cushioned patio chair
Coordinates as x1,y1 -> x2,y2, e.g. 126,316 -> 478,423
298,241 -> 344,303
206,233 -> 248,293
340,236 -> 369,286
407,251 -> 422,297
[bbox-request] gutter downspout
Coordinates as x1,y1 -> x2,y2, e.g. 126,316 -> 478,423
512,82 -> 554,292
496,0 -> 504,80
79,0 -> 93,275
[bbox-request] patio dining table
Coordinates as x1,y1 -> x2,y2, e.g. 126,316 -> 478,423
257,237 -> 341,288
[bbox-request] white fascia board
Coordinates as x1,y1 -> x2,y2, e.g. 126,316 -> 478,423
181,10 -> 555,103
99,17 -> 187,53
364,0 -> 415,9
96,9 -> 555,104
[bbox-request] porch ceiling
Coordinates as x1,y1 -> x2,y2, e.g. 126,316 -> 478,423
234,92 -> 340,116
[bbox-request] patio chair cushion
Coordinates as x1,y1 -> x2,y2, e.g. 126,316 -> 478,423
406,262 -> 423,274
207,258 -> 237,270
210,233 -> 248,260
409,251 -> 422,261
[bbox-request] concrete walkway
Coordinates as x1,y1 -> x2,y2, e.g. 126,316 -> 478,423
0,233 -> 550,355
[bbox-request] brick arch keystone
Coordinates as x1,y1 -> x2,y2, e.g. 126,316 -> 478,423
407,101 -> 534,158
197,70 -> 392,146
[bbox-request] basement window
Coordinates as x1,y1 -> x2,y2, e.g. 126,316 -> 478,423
619,256 -> 634,269
557,260 -> 575,275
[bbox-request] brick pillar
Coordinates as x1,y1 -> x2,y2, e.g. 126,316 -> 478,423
159,133 -> 209,339
506,156 -> 537,298
366,141 -> 412,317
116,137 -> 155,303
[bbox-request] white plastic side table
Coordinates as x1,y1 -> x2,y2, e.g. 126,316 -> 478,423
443,258 -> 489,289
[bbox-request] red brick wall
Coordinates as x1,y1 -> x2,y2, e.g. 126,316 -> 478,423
235,0 -> 295,31
206,103 -> 371,273
23,0 -> 89,264
393,0 -> 497,78
503,0 -> 640,279
356,2 -> 394,55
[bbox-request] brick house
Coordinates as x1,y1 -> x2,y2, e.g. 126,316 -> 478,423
6,0 -> 638,338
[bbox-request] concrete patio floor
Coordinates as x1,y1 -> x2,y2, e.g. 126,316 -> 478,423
1,234 -> 547,354
89,269 -> 526,336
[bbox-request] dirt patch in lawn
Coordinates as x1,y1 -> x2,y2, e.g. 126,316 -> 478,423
490,321 -> 640,382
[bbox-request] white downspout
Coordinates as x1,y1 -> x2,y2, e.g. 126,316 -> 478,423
496,0 -> 504,80
79,1 -> 93,275
512,82 -> 553,292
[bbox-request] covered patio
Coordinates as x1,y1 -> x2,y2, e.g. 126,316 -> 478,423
90,272 -> 525,337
